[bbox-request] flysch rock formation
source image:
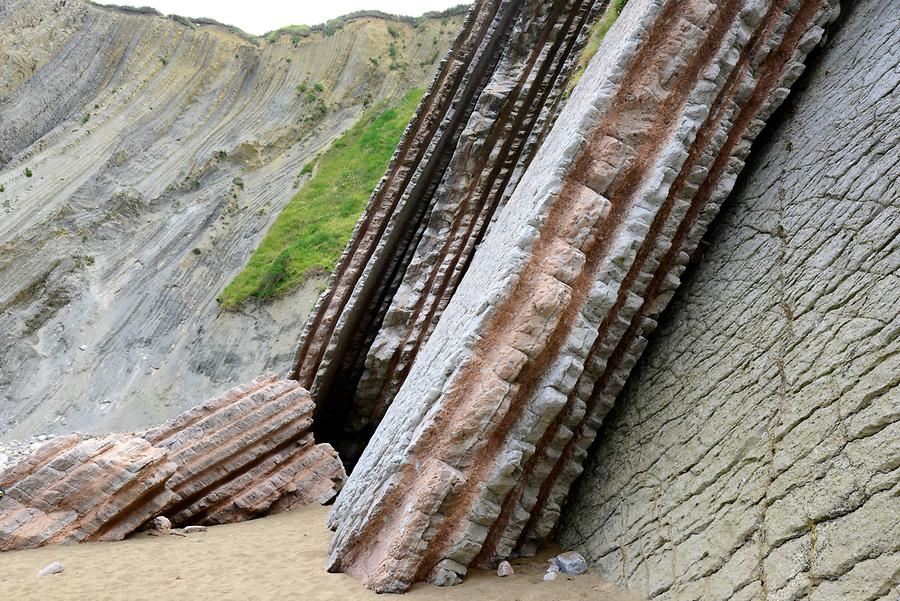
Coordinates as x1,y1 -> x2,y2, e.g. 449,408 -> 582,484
0,375 -> 345,550
325,0 -> 840,592
558,1 -> 900,599
142,373 -> 345,526
292,0 -> 608,467
0,0 -> 462,440
0,434 -> 176,550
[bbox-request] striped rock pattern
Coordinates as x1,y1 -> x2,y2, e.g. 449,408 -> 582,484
0,375 -> 344,550
326,0 -> 839,592
558,1 -> 900,598
292,0 -> 608,466
0,434 -> 176,550
142,374 -> 346,526
0,0 -> 462,439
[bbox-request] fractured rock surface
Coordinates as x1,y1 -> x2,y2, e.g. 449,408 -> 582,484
143,373 -> 346,526
558,1 -> 900,599
326,0 -> 840,592
0,434 -> 176,550
292,0 -> 607,466
0,375 -> 344,550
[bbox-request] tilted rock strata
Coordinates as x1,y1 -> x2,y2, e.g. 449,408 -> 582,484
558,1 -> 899,598
327,0 -> 839,592
292,0 -> 606,465
0,434 -> 176,550
0,375 -> 345,550
142,374 -> 346,526
0,0 -> 460,439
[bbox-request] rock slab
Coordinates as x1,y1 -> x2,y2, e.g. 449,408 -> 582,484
557,1 -> 900,599
0,375 -> 345,550
326,0 -> 839,592
0,435 -> 176,550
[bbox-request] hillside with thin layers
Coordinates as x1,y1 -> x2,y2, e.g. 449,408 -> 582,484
0,0 -> 461,439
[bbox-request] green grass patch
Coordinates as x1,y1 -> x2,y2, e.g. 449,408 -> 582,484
566,0 -> 628,96
218,88 -> 424,308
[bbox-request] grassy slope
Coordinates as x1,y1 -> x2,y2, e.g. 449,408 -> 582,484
219,88 -> 424,308
566,0 -> 628,95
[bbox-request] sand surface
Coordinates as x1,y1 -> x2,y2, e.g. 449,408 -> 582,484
1,505 -> 641,601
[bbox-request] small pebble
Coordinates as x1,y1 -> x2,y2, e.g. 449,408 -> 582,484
37,561 -> 64,577
543,570 -> 558,582
183,525 -> 207,534
496,560 -> 514,577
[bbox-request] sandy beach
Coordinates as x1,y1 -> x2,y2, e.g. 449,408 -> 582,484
1,504 -> 640,601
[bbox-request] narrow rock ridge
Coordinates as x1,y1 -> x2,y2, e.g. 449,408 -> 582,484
143,373 -> 346,526
0,434 -> 176,550
291,0 -> 607,465
325,0 -> 839,592
558,1 -> 899,598
0,375 -> 345,550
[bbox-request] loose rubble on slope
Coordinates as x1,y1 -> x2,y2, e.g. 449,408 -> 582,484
0,375 -> 344,550
325,0 -> 840,592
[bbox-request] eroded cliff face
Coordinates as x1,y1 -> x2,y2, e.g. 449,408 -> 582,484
324,0 -> 842,592
294,0 -> 607,468
0,0 -> 460,439
558,1 -> 900,599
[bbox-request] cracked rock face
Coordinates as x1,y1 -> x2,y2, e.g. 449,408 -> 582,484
325,0 -> 840,592
557,1 -> 900,599
0,434 -> 176,550
0,375 -> 345,551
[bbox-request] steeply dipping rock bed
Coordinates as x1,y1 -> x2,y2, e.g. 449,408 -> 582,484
293,0 -> 609,469
558,1 -> 900,598
0,0 -> 462,439
325,0 -> 840,592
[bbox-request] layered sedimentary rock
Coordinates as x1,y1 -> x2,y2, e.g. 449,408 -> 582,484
326,0 -> 840,592
0,0 -> 461,440
143,373 -> 345,525
292,0 -> 608,465
558,1 -> 900,599
0,375 -> 345,550
0,434 -> 176,550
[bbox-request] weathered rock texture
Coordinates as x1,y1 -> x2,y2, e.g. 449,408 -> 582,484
0,434 -> 176,550
558,1 -> 900,599
0,375 -> 345,550
292,0 -> 608,466
325,0 -> 840,592
0,0 -> 461,440
143,373 -> 345,526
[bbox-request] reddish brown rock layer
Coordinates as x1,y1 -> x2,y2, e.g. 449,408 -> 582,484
0,375 -> 345,550
142,374 -> 346,526
327,0 -> 839,592
0,434 -> 176,550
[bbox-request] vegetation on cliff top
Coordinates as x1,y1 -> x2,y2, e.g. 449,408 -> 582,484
218,88 -> 423,308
